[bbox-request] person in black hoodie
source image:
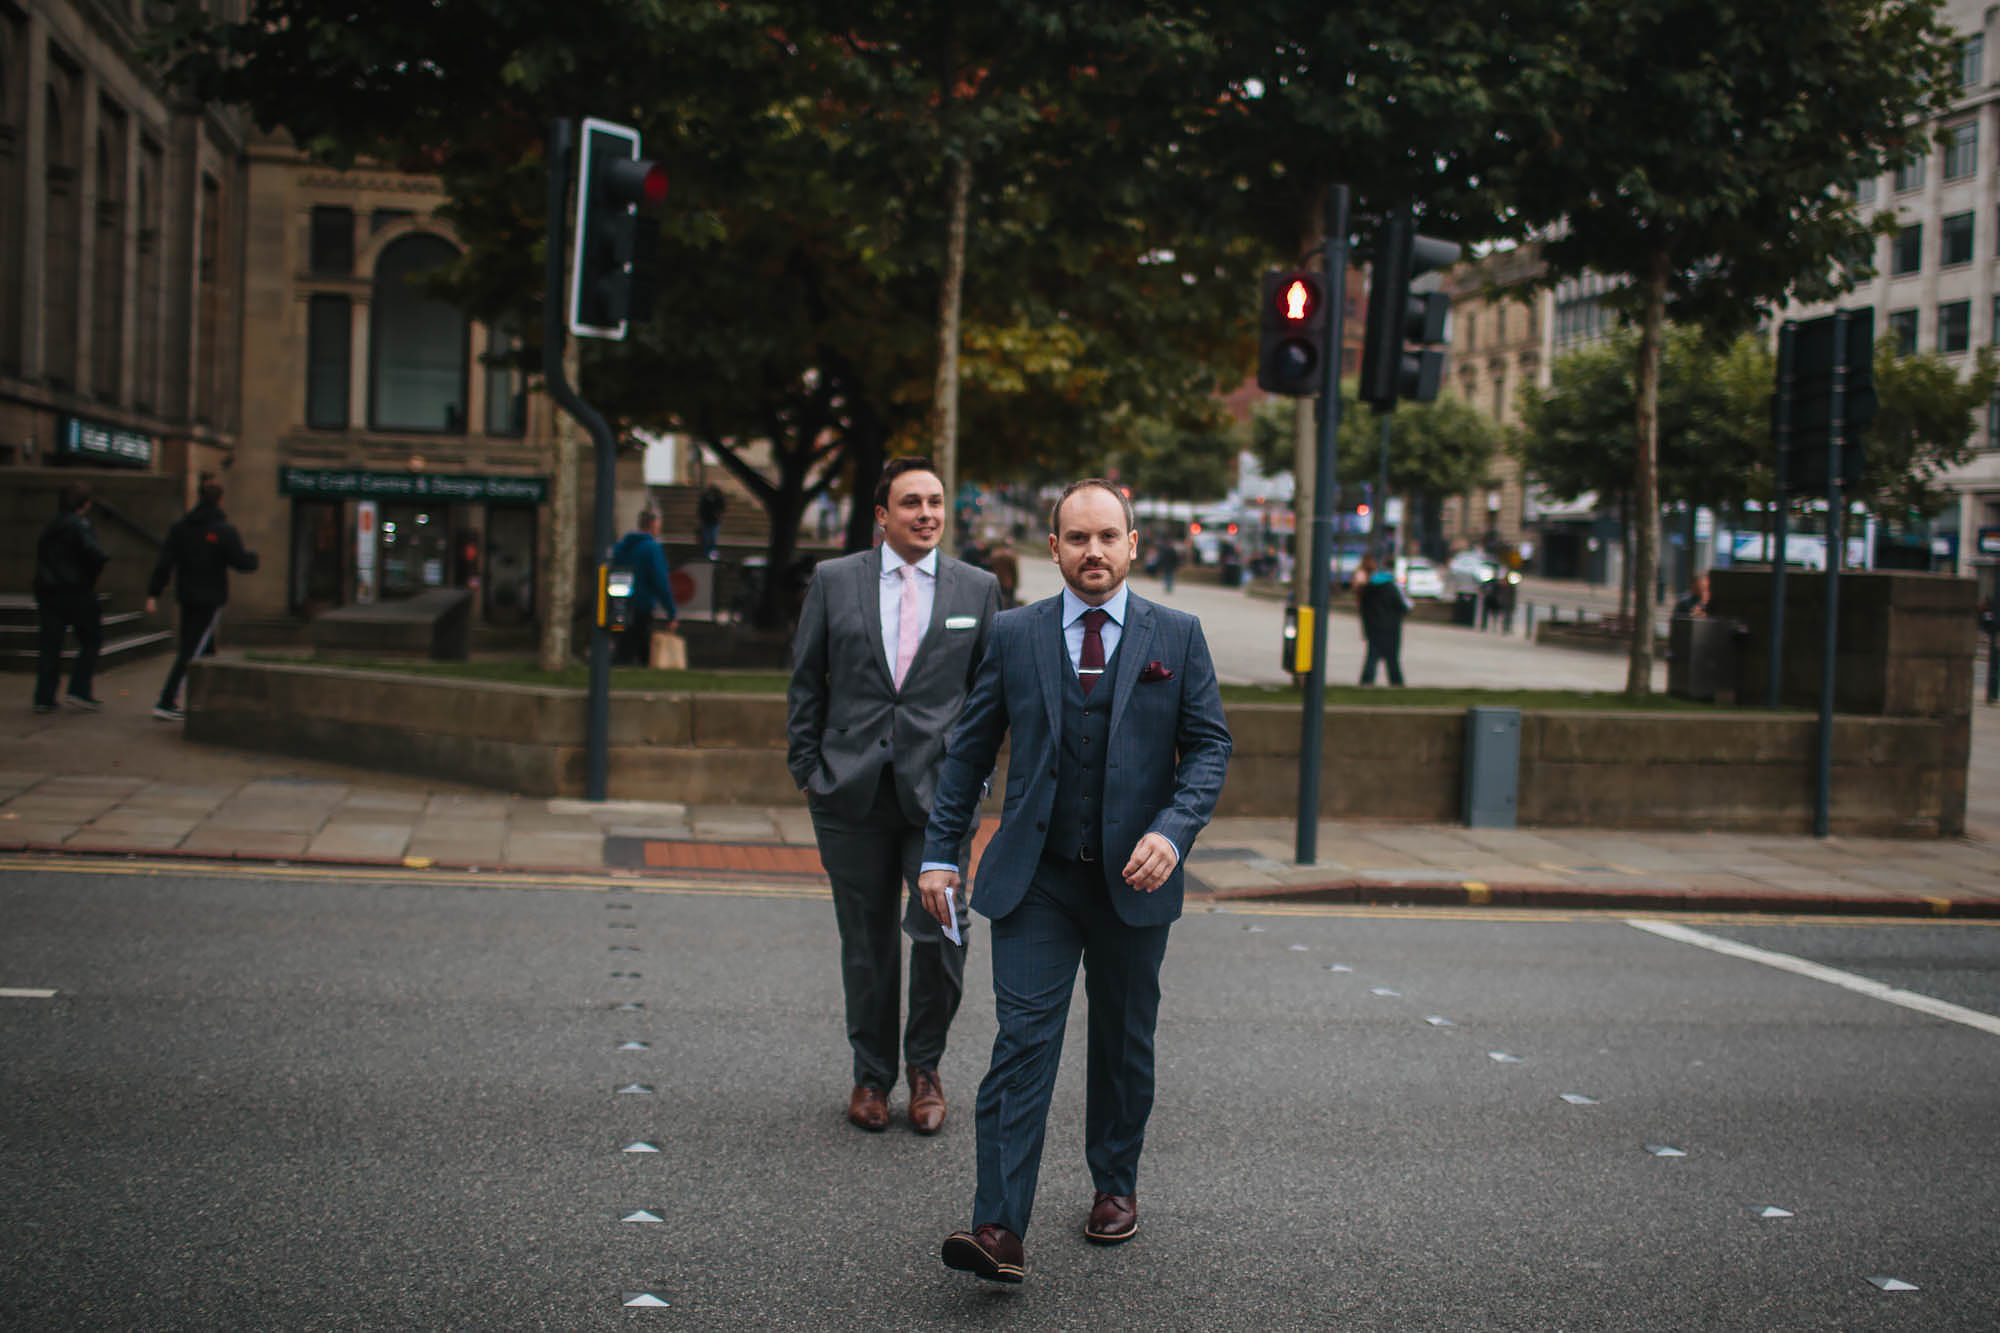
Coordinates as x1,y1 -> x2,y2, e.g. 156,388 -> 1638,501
32,482 -> 109,714
145,479 -> 259,721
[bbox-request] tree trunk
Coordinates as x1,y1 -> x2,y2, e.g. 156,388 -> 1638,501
932,152 -> 971,555
845,420 -> 885,554
1626,254 -> 1669,697
1618,495 -> 1632,621
539,338 -> 582,673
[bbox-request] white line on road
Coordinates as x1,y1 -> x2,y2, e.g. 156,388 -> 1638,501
0,987 -> 58,999
1629,919 -> 2000,1039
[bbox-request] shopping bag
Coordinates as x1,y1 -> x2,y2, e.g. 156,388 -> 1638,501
649,629 -> 688,670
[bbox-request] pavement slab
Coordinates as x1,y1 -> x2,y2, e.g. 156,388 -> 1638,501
178,828 -> 312,857
501,833 -> 605,866
0,823 -> 86,846
306,825 -> 416,860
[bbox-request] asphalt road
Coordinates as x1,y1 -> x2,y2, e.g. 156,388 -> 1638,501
3,864 -> 1998,1330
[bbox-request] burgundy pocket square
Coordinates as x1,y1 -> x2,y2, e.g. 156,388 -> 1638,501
1139,661 -> 1174,683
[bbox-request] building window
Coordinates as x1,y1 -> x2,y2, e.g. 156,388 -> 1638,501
483,323 -> 525,437
44,75 -> 81,390
369,233 -> 467,433
1960,34 -> 1984,88
1889,307 -> 1918,357
196,174 -> 222,424
306,294 -> 350,429
1942,211 -> 1975,266
1938,299 -> 1971,354
1944,122 -> 1978,181
309,206 -> 353,276
90,114 -> 126,403
0,16 -> 25,375
1989,389 -> 2000,449
1855,176 -> 1877,205
1890,223 -> 1923,275
1893,155 -> 1926,193
1462,313 -> 1476,352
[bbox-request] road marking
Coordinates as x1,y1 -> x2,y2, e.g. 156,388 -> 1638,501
1,987 -> 57,999
1630,919 -> 2000,1038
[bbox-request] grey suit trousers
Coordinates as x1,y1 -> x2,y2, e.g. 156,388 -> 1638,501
811,767 -> 973,1090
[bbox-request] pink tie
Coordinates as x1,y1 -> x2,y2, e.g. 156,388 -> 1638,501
893,564 -> 921,690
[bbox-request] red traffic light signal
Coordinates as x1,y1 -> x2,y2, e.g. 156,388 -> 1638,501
1258,270 -> 1329,397
570,117 -> 667,341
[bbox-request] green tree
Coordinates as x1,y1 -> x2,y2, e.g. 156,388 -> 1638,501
1858,342 -> 1999,523
1489,0 -> 1958,694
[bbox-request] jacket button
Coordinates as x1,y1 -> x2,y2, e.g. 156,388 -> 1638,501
879,738 -> 888,747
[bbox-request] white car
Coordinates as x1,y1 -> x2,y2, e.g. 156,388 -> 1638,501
1398,557 -> 1447,600
1446,551 -> 1501,595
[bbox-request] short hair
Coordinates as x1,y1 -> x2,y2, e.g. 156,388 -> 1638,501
198,479 -> 224,506
637,509 -> 658,531
58,482 -> 91,513
1049,479 -> 1134,535
874,456 -> 939,511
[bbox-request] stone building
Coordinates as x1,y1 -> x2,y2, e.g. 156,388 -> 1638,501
229,129 -> 574,636
1,0 -> 248,523
1439,245 -> 1546,557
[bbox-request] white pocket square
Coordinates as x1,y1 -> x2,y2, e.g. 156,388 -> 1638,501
945,616 -> 978,629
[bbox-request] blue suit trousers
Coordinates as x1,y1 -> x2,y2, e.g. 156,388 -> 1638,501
972,853 -> 1170,1238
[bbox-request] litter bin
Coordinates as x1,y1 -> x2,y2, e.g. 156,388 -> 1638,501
1451,591 -> 1478,626
1667,616 -> 1743,702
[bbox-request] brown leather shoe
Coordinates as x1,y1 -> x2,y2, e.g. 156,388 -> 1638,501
1084,1191 -> 1137,1244
942,1224 -> 1024,1284
908,1068 -> 946,1135
847,1084 -> 889,1132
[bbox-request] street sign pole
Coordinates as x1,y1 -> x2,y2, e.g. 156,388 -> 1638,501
1296,184 -> 1350,865
1814,311 -> 1849,838
1769,321 -> 1794,708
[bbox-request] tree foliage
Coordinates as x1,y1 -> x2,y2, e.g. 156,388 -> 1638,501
1857,342 -> 1999,522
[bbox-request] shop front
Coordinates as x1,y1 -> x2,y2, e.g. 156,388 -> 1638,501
279,467 -> 548,624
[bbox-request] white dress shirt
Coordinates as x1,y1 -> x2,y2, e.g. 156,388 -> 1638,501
1061,584 -> 1128,679
880,546 -> 939,678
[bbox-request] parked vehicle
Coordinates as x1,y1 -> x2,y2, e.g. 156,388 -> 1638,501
1446,551 -> 1501,596
1397,557 -> 1446,600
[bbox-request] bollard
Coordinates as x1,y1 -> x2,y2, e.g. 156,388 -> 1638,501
1988,625 -> 1998,704
1525,603 -> 1536,638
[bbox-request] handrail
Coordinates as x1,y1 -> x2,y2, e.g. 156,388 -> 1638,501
86,495 -> 166,551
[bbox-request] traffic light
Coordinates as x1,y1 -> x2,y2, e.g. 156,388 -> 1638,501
1780,308 -> 1875,495
1358,206 -> 1461,410
1257,270 -> 1330,396
570,117 -> 669,341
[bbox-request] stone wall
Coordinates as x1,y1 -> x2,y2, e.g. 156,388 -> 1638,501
188,659 -> 1964,835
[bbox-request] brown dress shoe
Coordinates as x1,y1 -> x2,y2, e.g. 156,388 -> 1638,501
907,1068 -> 946,1135
847,1084 -> 889,1132
1084,1191 -> 1137,1244
942,1224 -> 1025,1284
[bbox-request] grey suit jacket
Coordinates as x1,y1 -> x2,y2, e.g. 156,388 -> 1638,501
787,547 -> 1002,825
923,590 -> 1232,927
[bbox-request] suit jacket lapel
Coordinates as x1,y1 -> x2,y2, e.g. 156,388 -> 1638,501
919,555 -> 955,662
856,547 -> 893,692
1107,593 -> 1154,743
1037,594 -> 1065,739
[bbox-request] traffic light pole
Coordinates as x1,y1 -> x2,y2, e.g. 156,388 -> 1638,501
1296,184 -> 1350,865
543,116 -> 616,801
1375,413 -> 1393,558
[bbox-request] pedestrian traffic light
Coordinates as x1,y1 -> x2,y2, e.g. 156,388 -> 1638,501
1358,206 -> 1461,411
570,117 -> 669,341
1258,270 -> 1330,396
1779,308 -> 1875,495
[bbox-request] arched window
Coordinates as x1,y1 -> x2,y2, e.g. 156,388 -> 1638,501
369,233 -> 467,432
44,81 -> 79,389
91,123 -> 124,401
133,151 -> 161,411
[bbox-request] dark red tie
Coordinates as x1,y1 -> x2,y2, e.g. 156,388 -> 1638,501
1079,608 -> 1108,695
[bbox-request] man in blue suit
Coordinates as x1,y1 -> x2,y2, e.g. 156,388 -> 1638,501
918,478 -> 1231,1285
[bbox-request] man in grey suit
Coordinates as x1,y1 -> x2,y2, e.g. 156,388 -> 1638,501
788,457 -> 1002,1135
919,479 -> 1231,1285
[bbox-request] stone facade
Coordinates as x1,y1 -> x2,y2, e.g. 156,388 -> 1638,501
0,0 -> 249,552
1440,245 -> 1547,556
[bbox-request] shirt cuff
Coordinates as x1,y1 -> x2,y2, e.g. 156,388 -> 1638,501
920,861 -> 959,875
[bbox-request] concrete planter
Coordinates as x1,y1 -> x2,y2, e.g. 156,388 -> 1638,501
188,658 -> 1965,835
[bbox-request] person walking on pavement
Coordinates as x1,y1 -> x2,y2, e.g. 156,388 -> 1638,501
919,479 -> 1231,1285
146,479 -> 259,722
1357,554 -> 1408,686
986,541 -> 1019,610
31,482 -> 109,714
1155,535 -> 1181,593
696,485 -> 726,559
609,509 -> 678,666
786,457 -> 1002,1136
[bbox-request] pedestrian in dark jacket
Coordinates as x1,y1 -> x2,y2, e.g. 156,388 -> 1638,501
1356,555 -> 1409,687
32,482 -> 109,713
145,479 -> 259,720
609,509 -> 678,665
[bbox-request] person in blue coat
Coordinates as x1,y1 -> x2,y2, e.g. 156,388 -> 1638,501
610,509 -> 677,665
